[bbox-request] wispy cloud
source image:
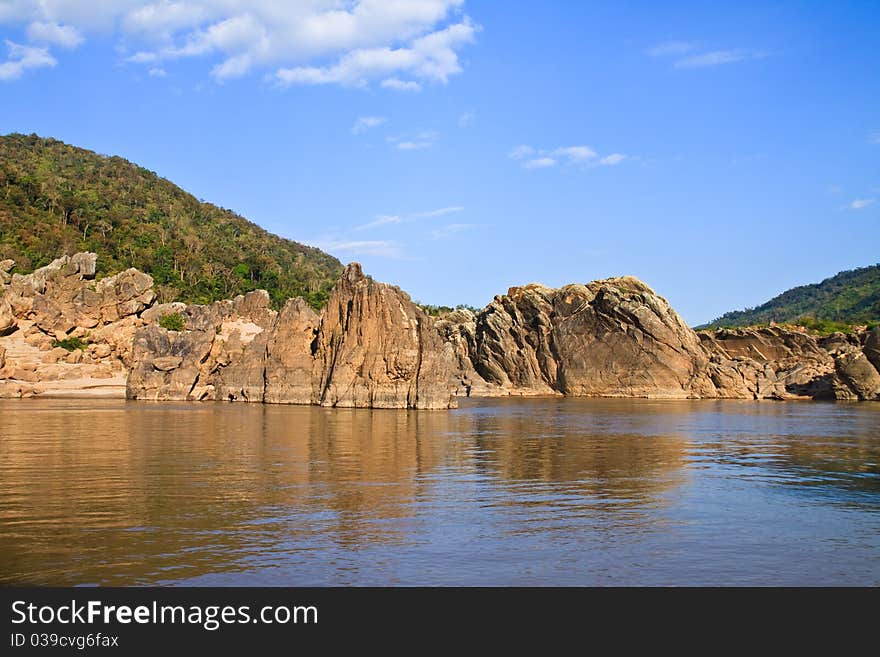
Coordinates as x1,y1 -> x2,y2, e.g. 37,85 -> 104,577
413,206 -> 465,218
315,240 -> 403,259
868,131 -> 880,145
0,40 -> 55,81
524,157 -> 556,169
850,198 -> 876,210
510,143 -> 627,170
553,145 -> 597,162
148,67 -> 167,77
647,41 -> 694,57
381,77 -> 422,92
674,49 -> 762,69
356,206 -> 464,230
355,214 -> 403,231
508,145 -> 535,160
649,40 -> 765,69
396,140 -> 432,150
431,223 -> 479,239
388,130 -> 438,150
352,116 -> 387,135
458,111 -> 475,127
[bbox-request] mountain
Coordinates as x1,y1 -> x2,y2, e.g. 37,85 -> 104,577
702,264 -> 880,329
0,133 -> 342,309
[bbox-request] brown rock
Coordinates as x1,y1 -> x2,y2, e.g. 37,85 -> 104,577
264,298 -> 320,404
152,356 -> 183,371
472,278 -> 715,399
863,327 -> 880,373
312,264 -> 455,409
140,302 -> 187,325
0,295 -> 15,335
831,347 -> 880,401
127,325 -> 215,400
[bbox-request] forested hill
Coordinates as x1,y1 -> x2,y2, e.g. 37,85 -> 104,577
0,133 -> 342,309
702,264 -> 880,328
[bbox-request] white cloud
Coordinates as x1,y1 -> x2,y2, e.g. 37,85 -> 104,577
649,40 -> 764,69
553,145 -> 596,162
458,111 -> 474,127
352,115 -> 386,134
431,222 -> 476,239
25,21 -> 83,48
148,66 -> 166,77
524,157 -> 556,169
396,140 -> 432,150
647,41 -> 694,57
0,1 -> 477,86
316,239 -> 403,259
511,143 -> 626,170
380,77 -> 422,92
355,214 -> 403,231
0,40 -> 56,81
413,206 -> 464,218
508,145 -> 535,160
276,17 -> 478,88
674,49 -> 760,69
387,130 -> 438,150
850,199 -> 875,210
356,206 -> 463,230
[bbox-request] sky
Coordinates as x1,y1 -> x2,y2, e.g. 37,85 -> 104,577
0,1 -> 878,325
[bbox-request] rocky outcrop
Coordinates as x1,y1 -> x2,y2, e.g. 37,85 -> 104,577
312,264 -> 455,409
0,253 -> 145,397
4,252 -> 880,405
264,298 -> 320,405
470,278 -> 716,399
127,265 -> 458,409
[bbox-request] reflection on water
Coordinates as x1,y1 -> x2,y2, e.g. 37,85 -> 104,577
0,398 -> 878,585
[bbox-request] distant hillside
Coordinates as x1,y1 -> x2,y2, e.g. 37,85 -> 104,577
0,133 -> 342,309
702,264 -> 880,328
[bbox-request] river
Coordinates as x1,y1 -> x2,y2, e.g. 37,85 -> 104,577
1,398 -> 878,585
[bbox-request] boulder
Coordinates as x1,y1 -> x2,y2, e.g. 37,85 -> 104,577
863,327 -> 880,373
471,277 -> 715,398
0,295 -> 15,335
126,325 -> 215,400
830,347 -> 880,401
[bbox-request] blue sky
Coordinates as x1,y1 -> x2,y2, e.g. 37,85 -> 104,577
1,1 -> 878,325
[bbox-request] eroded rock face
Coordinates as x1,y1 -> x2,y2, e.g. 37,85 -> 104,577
470,277 -> 715,399
0,253 -> 149,397
127,265 -> 458,408
264,298 -> 320,405
5,251 -> 880,405
126,325 -> 214,400
312,264 -> 455,409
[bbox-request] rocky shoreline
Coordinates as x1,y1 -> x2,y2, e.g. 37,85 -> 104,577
1,253 -> 878,406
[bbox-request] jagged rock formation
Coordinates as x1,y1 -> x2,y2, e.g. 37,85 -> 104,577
3,252 -> 879,405
127,264 -> 458,409
0,254 -> 150,398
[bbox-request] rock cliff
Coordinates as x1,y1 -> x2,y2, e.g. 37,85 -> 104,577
126,264 -> 458,408
2,253 -> 879,405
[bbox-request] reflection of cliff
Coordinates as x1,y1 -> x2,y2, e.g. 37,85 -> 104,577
3,398 -> 877,585
465,399 -> 690,509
